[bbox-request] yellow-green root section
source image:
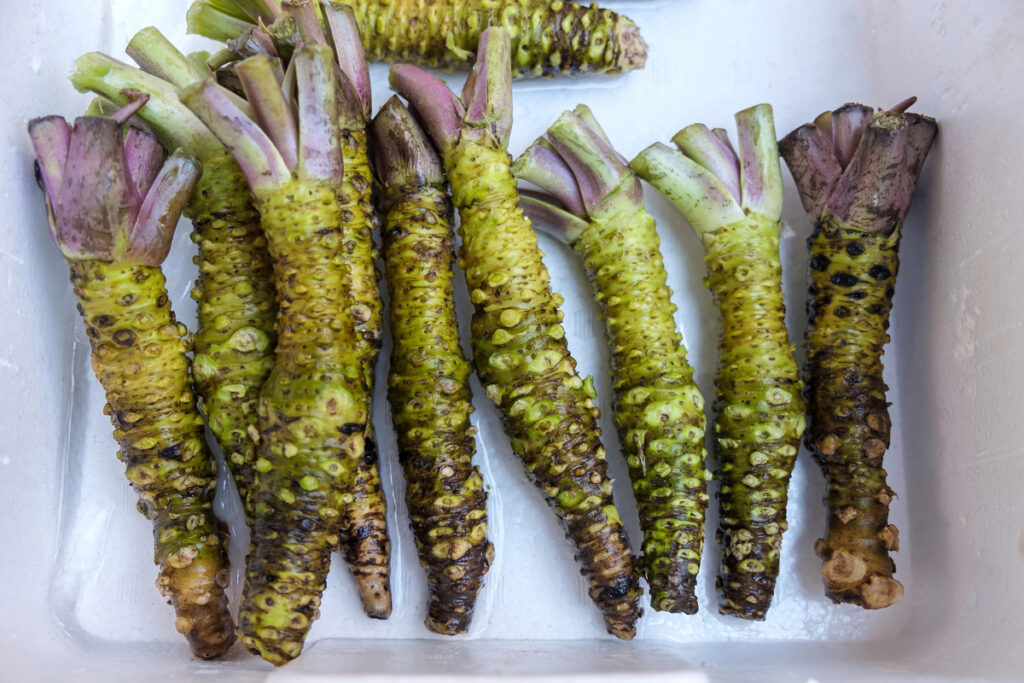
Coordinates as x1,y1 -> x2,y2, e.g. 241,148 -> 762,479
239,180 -> 368,665
336,128 -> 391,619
806,220 -> 903,609
350,0 -> 644,77
382,182 -> 493,635
447,139 -> 641,639
573,208 -> 709,614
187,152 -> 276,520
70,260 -> 234,660
703,215 -> 805,620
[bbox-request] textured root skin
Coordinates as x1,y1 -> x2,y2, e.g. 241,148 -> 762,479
704,216 -> 806,620
448,139 -> 641,638
337,434 -> 391,618
350,0 -> 646,77
572,208 -> 708,614
187,153 -> 277,519
806,219 -> 903,609
336,128 -> 392,619
382,182 -> 493,635
70,260 -> 234,659
239,181 -> 369,665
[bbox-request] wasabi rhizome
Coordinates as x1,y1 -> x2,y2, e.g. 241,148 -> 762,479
390,27 -> 643,638
780,98 -> 937,610
632,105 -> 806,620
28,101 -> 234,659
513,107 -> 710,615
182,43 -> 371,665
186,0 -> 647,77
71,34 -> 277,523
373,96 -> 493,636
269,0 -> 392,622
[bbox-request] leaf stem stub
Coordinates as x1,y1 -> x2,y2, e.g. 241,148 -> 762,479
672,123 -> 741,203
322,1 -> 372,118
127,26 -> 209,89
181,46 -> 345,189
512,105 -> 641,238
545,110 -> 640,220
630,142 -> 744,236
370,96 -> 444,204
517,191 -> 590,246
734,103 -> 783,220
180,76 -> 291,192
510,141 -> 586,218
28,112 -> 199,264
461,27 -> 513,148
389,30 -> 518,155
283,0 -> 326,45
780,100 -> 937,234
71,52 -> 224,161
292,45 -> 344,184
630,104 -> 783,232
235,54 -> 299,170
389,64 -> 465,157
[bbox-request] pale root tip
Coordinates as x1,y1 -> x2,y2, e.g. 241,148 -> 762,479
877,524 -> 900,551
607,621 -> 636,641
821,549 -> 868,587
357,580 -> 392,620
860,575 -> 904,609
616,19 -> 648,71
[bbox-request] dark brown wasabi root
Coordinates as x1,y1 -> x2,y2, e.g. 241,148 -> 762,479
182,47 -> 369,665
280,1 -> 391,619
28,106 -> 234,659
372,97 -> 493,635
780,99 -> 937,610
71,35 -> 277,522
391,28 -> 641,639
631,105 -> 806,620
513,107 -> 709,614
186,0 -> 647,77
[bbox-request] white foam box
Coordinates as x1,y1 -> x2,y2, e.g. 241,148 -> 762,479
2,0 -> 1021,680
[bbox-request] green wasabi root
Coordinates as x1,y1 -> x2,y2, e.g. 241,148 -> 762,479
350,0 -> 647,76
335,110 -> 389,624
187,155 -> 276,518
391,28 -> 641,639
186,0 -> 647,77
513,107 -> 709,614
182,47 -> 370,664
75,262 -> 235,658
780,100 -> 937,609
244,179 -> 368,663
373,96 -> 493,635
631,104 -> 806,620
71,39 -> 278,522
280,0 -> 391,619
28,110 -> 234,658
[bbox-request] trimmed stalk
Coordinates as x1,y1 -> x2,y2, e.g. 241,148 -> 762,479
186,0 -> 647,77
372,96 -> 493,635
513,108 -> 710,614
186,0 -> 281,42
71,38 -> 278,523
780,101 -> 937,610
391,28 -> 642,639
631,105 -> 806,620
28,110 -> 233,659
182,46 -> 368,665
